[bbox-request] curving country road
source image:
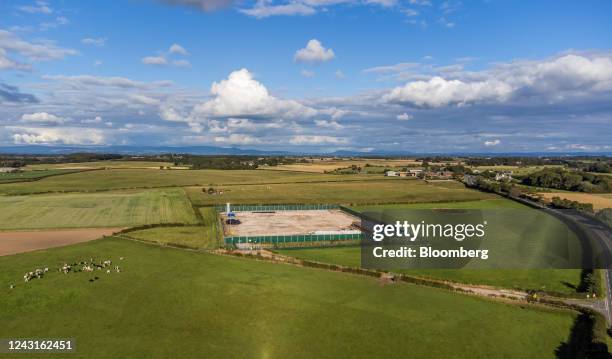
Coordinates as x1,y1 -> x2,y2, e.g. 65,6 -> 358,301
511,195 -> 612,324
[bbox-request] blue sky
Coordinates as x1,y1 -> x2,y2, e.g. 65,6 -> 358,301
1,0 -> 611,153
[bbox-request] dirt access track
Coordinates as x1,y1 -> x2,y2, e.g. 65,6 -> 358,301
0,228 -> 122,256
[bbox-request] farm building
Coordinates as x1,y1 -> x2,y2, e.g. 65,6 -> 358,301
495,171 -> 513,181
0,167 -> 21,173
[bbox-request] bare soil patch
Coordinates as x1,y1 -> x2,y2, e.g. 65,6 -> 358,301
222,209 -> 358,236
0,228 -> 122,256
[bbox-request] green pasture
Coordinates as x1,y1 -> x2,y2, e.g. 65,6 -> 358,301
26,160 -> 177,170
276,246 -> 582,295
123,208 -> 221,249
124,226 -> 218,249
0,169 -> 383,195
276,199 -> 584,294
187,180 -> 494,206
0,237 -> 577,358
0,189 -> 198,230
0,169 -> 82,183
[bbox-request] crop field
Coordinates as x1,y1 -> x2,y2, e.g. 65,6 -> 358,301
0,169 -> 83,183
0,169 -> 383,195
260,159 -> 424,172
276,199 -> 584,294
187,180 -> 494,206
0,238 -> 577,358
539,192 -> 612,211
470,165 -> 565,176
0,189 -> 198,230
26,160 -> 177,170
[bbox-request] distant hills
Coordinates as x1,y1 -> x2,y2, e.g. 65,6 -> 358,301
0,145 -> 610,157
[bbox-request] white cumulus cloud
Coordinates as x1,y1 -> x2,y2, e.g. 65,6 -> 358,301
81,38 -> 107,47
396,112 -> 413,120
240,2 -> 316,18
18,1 -> 52,14
191,68 -> 316,118
484,139 -> 501,146
169,43 -> 189,55
294,39 -> 335,63
383,53 -> 612,108
11,127 -> 105,145
21,112 -> 66,124
290,135 -> 348,145
142,56 -> 168,65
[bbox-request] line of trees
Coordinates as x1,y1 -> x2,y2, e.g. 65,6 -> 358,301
522,168 -> 611,193
176,155 -> 299,170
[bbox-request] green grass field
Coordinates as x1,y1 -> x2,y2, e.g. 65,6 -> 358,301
0,169 -> 83,183
124,226 -> 218,249
276,199 -> 584,294
26,161 -> 177,170
0,169 -> 385,195
352,198 -> 525,210
123,208 -> 221,249
187,180 -> 494,206
0,237 -> 577,358
276,246 -> 582,294
0,189 -> 198,230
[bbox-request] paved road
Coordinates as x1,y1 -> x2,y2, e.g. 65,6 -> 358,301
512,196 -> 612,323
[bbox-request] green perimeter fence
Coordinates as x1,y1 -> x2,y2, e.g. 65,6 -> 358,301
216,203 -> 339,212
224,232 -> 364,246
217,203 -> 368,246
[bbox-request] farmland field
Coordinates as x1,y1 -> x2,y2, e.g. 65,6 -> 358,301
0,237 -> 577,358
276,246 -> 582,294
276,199 -> 584,294
123,208 -> 221,249
124,226 -> 219,249
262,159 -> 423,173
470,165 -> 565,176
0,169 -> 384,195
26,160 -> 177,170
539,192 -> 612,211
0,188 -> 198,230
0,169 -> 83,183
187,180 -> 494,206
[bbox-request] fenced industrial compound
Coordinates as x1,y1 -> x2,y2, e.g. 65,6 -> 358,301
218,204 -> 364,247
215,204 -> 340,212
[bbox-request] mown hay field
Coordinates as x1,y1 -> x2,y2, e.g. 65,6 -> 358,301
0,188 -> 198,230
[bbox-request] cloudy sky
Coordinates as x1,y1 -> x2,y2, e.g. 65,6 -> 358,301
0,0 -> 611,153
